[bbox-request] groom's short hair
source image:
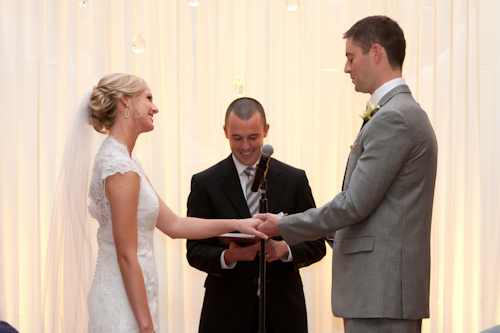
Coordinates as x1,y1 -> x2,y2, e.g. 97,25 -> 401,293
344,15 -> 406,71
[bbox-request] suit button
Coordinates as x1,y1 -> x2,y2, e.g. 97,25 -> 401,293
253,278 -> 257,284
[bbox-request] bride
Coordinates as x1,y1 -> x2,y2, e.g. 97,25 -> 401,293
43,73 -> 267,333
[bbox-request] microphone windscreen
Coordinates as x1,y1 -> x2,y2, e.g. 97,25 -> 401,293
261,144 -> 274,158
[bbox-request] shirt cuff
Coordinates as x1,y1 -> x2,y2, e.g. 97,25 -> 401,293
220,250 -> 236,269
326,233 -> 334,249
280,241 -> 293,262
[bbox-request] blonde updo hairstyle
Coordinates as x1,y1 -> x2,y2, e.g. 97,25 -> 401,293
89,73 -> 148,134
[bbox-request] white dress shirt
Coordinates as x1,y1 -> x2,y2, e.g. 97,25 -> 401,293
370,77 -> 406,105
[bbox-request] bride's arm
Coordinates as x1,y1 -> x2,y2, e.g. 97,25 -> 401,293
154,193 -> 267,240
106,171 -> 154,333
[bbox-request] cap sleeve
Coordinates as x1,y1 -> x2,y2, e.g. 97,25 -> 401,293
100,157 -> 142,181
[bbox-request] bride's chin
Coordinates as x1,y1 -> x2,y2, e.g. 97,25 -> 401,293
138,123 -> 154,133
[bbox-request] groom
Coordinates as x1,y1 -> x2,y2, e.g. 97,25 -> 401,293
256,16 -> 438,332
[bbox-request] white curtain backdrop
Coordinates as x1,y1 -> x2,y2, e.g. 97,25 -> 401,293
0,0 -> 499,332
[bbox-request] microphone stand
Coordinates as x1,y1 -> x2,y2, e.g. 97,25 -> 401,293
258,178 -> 268,333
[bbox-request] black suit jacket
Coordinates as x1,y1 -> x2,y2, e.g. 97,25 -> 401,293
186,155 -> 326,333
0,322 -> 18,333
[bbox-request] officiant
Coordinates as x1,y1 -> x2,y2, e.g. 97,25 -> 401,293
185,97 -> 326,333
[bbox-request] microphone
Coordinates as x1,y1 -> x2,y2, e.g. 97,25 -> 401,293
251,144 -> 274,192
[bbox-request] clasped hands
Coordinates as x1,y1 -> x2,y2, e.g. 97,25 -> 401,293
227,213 -> 283,264
237,213 -> 282,240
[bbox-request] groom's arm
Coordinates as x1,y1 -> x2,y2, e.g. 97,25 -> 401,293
277,109 -> 412,245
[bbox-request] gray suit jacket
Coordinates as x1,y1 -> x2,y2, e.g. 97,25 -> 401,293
279,85 -> 438,320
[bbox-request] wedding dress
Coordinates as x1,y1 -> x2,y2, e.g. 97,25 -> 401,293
87,136 -> 160,332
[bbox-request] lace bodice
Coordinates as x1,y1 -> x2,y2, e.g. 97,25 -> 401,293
87,136 -> 160,332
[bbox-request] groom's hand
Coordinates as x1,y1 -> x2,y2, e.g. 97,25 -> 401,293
254,213 -> 281,238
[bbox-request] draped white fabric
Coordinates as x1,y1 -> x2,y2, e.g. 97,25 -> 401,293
0,0 -> 499,332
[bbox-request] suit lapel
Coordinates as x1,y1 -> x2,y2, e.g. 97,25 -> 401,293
265,160 -> 284,213
219,155 -> 252,218
341,84 -> 412,191
218,157 -> 284,216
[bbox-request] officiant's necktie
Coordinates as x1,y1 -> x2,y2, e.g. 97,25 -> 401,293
244,166 -> 260,216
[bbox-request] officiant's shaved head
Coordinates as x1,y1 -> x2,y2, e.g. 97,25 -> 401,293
344,15 -> 406,70
225,97 -> 267,129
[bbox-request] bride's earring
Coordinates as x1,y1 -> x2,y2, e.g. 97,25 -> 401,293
125,105 -> 130,119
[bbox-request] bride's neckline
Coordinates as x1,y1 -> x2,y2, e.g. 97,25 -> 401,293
107,135 -> 132,157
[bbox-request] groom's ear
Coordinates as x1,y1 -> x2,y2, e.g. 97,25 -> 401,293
371,43 -> 384,64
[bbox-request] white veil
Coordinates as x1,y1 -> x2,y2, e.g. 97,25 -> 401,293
42,91 -> 96,333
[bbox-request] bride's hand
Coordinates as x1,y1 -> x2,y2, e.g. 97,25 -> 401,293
236,218 -> 268,240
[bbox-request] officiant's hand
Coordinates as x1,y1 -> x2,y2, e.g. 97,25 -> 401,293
262,239 -> 289,263
224,241 -> 260,264
254,213 -> 281,238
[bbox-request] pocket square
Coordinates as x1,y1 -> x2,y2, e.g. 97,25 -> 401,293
350,143 -> 358,149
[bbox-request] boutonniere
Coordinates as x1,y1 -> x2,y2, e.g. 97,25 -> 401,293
360,101 -> 380,122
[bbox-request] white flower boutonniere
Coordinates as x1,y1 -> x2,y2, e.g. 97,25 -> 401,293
360,101 -> 380,122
